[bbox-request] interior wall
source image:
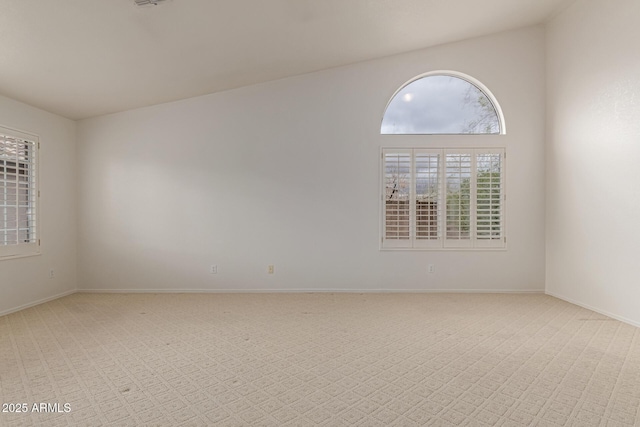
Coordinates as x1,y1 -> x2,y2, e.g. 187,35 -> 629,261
546,0 -> 640,325
0,95 -> 77,315
77,26 -> 546,293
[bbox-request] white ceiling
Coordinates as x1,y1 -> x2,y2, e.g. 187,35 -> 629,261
0,0 -> 576,120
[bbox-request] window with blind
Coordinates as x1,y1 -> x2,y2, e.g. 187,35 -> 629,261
382,148 -> 504,249
1,126 -> 39,258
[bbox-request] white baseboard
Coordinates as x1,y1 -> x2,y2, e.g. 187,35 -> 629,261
78,288 -> 544,294
0,289 -> 77,317
546,291 -> 640,328
385,289 -> 544,294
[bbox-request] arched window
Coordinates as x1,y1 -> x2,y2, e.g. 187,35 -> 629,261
381,72 -> 504,134
380,72 -> 506,250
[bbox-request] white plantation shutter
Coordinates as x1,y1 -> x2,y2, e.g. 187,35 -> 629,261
1,127 -> 39,257
381,148 -> 504,249
383,150 -> 411,247
475,150 -> 504,248
444,151 -> 473,248
414,150 -> 441,248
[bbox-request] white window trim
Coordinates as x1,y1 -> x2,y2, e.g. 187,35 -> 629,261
0,125 -> 40,259
380,147 -> 506,251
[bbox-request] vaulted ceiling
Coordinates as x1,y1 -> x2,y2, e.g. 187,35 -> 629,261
0,0 -> 576,120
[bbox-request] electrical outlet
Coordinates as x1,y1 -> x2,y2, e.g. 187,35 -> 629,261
210,265 -> 218,274
427,264 -> 435,274
49,269 -> 55,279
268,265 -> 274,274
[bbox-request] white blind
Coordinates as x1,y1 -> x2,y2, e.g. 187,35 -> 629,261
381,148 -> 504,250
476,151 -> 503,247
445,153 -> 472,246
1,128 -> 38,257
415,151 -> 441,245
384,151 -> 411,243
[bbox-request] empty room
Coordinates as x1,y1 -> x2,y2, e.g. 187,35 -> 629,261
1,0 -> 639,425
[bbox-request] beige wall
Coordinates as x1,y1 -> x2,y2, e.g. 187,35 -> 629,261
77,26 -> 546,293
546,0 -> 640,326
0,95 -> 77,315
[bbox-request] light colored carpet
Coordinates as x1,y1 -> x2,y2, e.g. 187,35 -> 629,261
0,293 -> 639,426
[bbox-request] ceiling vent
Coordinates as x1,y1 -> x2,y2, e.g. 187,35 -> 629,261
134,0 -> 167,6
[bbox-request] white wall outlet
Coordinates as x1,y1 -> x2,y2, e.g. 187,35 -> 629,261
49,269 -> 55,279
268,265 -> 274,274
210,265 -> 218,274
427,264 -> 435,274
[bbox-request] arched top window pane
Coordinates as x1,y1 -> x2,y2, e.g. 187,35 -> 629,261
381,74 -> 501,134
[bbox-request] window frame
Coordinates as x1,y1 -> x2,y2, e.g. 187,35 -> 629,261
380,147 -> 506,251
0,125 -> 40,259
